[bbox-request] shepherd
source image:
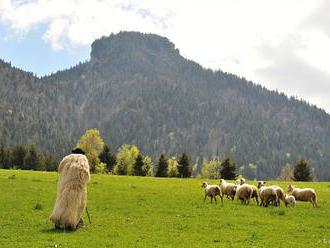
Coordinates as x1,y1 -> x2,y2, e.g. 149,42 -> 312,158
50,148 -> 90,229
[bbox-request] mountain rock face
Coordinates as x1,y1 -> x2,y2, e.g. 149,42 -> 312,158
1,31 -> 330,180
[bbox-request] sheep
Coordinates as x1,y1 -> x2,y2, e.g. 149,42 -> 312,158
273,185 -> 286,207
50,153 -> 90,229
257,181 -> 278,207
235,178 -> 246,185
250,185 -> 259,205
219,179 -> 237,201
284,194 -> 296,208
235,184 -> 253,204
288,184 -> 318,208
201,182 -> 224,205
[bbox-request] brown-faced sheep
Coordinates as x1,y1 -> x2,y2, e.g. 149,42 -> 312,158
235,184 -> 253,204
219,179 -> 237,201
257,181 -> 278,207
284,194 -> 296,208
288,185 -> 318,208
50,153 -> 90,229
201,182 -> 224,205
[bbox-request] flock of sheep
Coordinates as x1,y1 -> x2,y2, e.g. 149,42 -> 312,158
201,178 -> 318,208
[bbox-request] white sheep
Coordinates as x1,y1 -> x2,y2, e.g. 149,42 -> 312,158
288,184 -> 318,208
250,185 -> 259,205
219,179 -> 237,201
201,182 -> 224,205
273,185 -> 286,207
257,181 -> 278,207
235,184 -> 253,204
284,194 -> 296,208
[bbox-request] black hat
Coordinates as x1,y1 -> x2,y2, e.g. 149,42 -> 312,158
71,148 -> 85,155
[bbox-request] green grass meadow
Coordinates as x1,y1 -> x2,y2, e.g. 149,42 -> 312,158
1,169 -> 330,247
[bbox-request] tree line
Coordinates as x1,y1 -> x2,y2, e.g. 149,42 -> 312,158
0,128 -> 314,181
0,144 -> 56,171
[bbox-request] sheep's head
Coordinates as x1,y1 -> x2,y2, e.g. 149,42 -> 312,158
287,184 -> 294,193
201,182 -> 208,188
257,181 -> 266,189
219,179 -> 225,185
239,178 -> 246,185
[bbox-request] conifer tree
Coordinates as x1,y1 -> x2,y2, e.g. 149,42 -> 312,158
0,144 -> 10,169
220,157 -> 237,180
99,144 -> 117,172
293,159 -> 313,181
178,152 -> 191,178
25,145 -> 41,170
156,154 -> 168,177
11,145 -> 27,170
132,154 -> 144,176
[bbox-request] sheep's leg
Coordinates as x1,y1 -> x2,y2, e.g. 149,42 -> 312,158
220,196 -> 224,206
313,195 -> 318,208
204,194 -> 207,203
211,196 -> 213,204
214,196 -> 217,204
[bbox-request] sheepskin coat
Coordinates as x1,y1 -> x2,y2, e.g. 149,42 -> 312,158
50,154 -> 90,229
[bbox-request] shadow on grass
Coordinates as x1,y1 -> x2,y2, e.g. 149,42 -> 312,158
40,228 -> 77,234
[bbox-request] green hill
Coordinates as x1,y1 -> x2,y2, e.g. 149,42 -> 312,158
1,32 -> 330,179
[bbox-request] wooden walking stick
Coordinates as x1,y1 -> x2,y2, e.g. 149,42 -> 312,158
86,206 -> 91,224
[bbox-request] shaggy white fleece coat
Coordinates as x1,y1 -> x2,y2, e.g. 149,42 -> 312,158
50,154 -> 90,229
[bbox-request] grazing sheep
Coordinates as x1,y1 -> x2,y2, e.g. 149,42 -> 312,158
288,185 -> 318,208
284,194 -> 296,208
201,182 -> 224,205
219,179 -> 237,201
250,185 -> 259,205
273,186 -> 286,207
50,153 -> 90,229
235,184 -> 253,204
257,181 -> 278,207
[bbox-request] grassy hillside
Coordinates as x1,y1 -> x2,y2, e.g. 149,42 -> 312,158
0,169 -> 330,247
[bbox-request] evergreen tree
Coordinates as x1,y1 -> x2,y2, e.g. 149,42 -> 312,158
44,154 -> 57,171
11,145 -> 27,169
25,145 -> 41,170
132,154 -> 144,176
0,144 -> 10,169
178,152 -> 191,178
99,144 -> 117,173
293,159 -> 313,181
156,154 -> 168,177
220,157 -> 237,180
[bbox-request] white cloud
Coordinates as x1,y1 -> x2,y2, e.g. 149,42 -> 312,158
0,0 -> 330,112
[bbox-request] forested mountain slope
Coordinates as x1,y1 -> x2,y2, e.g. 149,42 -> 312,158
1,32 -> 330,179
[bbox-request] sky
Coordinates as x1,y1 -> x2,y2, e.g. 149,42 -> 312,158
0,0 -> 330,113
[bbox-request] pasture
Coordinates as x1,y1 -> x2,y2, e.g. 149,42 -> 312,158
0,169 -> 330,247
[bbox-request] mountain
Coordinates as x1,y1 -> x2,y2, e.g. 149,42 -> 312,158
1,31 -> 330,180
